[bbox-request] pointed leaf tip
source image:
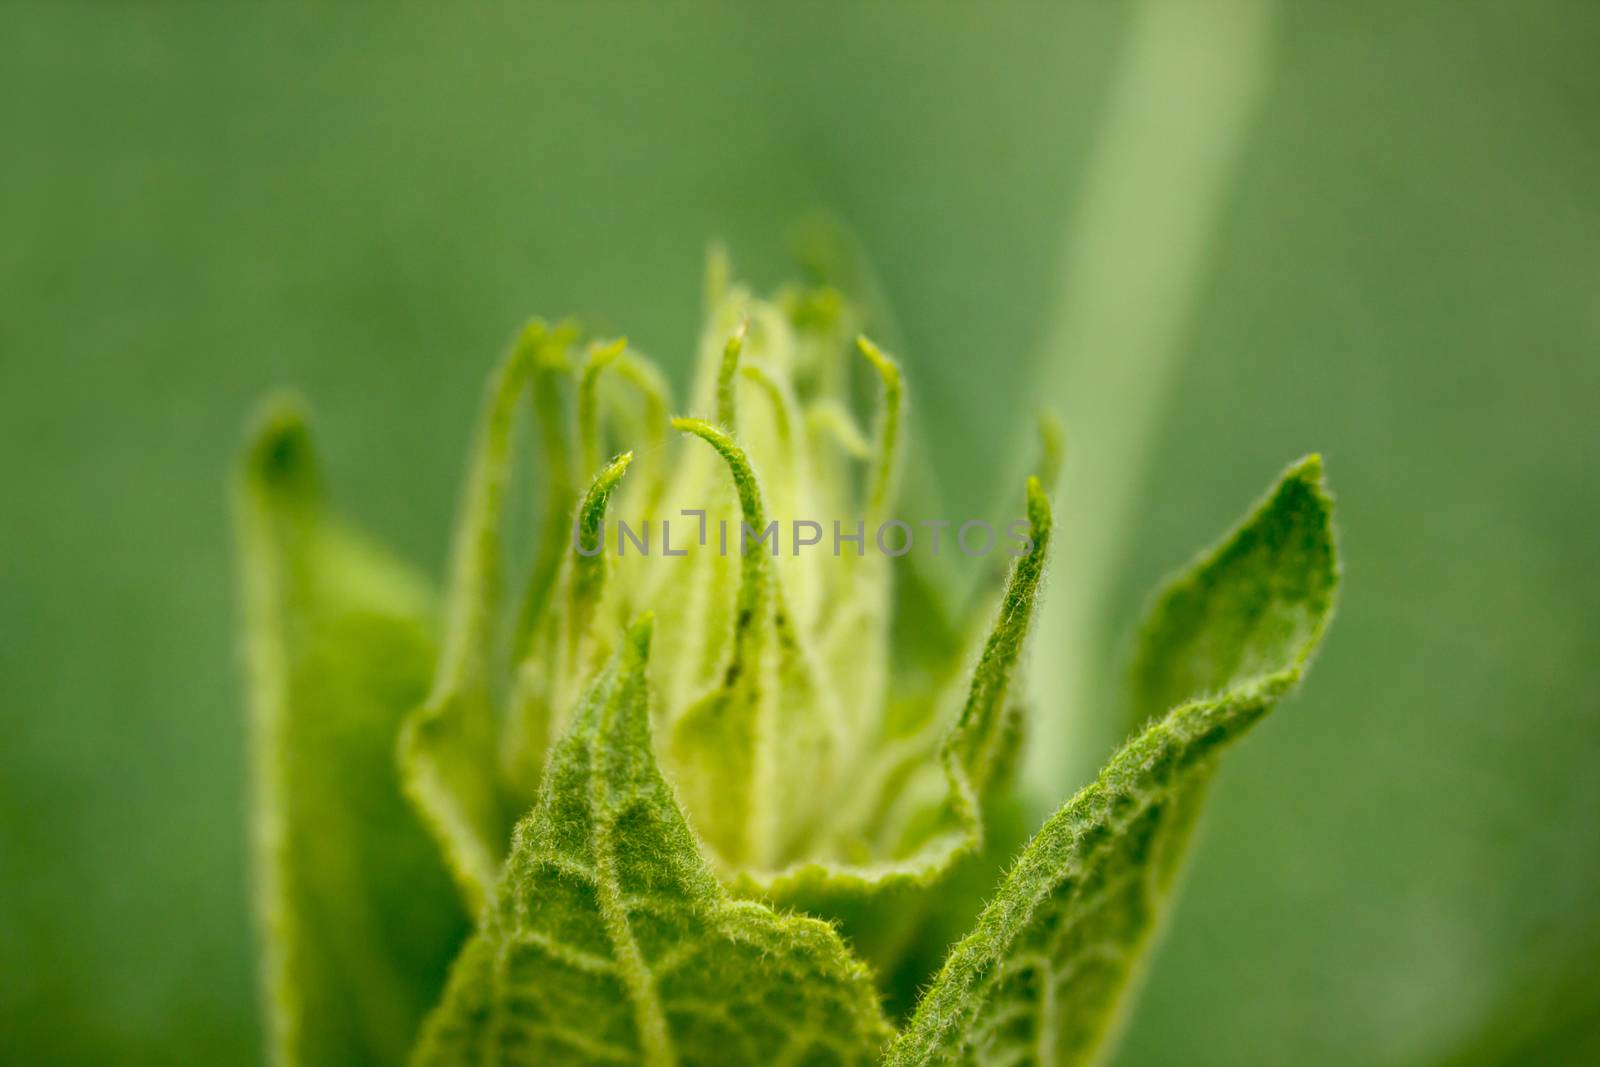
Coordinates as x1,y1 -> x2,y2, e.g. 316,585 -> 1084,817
235,392 -> 458,1066
1126,452 -> 1339,729
243,396 -> 318,496
603,613 -> 656,751
1285,451 -> 1324,480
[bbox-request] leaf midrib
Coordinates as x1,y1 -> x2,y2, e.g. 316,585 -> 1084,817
588,704 -> 677,1067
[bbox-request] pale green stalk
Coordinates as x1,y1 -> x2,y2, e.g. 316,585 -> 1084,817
1024,0 -> 1279,794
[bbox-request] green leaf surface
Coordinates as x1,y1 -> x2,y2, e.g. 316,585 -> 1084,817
1124,455 -> 1339,733
234,399 -> 467,1066
887,455 -> 1338,1067
412,616 -> 893,1067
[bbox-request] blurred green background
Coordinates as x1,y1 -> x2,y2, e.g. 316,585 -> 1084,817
3,3 -> 1597,1064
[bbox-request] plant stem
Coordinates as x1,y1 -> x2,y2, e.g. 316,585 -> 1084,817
1023,0 -> 1280,798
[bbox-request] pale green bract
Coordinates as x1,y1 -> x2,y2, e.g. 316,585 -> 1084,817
234,258 -> 1339,1067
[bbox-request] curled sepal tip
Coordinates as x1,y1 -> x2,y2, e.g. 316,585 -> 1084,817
942,474 -> 1053,804
855,335 -> 904,519
669,417 -> 766,539
570,450 -> 633,608
715,322 -> 749,430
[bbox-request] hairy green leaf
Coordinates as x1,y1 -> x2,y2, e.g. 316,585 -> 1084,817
888,455 -> 1338,1066
235,399 -> 466,1066
1124,455 -> 1338,733
413,616 -> 893,1067
235,262 -> 1347,1067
